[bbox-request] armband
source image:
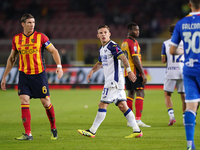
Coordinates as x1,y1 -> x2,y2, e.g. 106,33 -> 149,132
57,64 -> 62,68
126,67 -> 131,73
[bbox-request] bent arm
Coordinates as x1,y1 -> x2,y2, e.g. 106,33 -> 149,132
1,50 -> 18,90
118,55 -> 137,83
170,45 -> 184,55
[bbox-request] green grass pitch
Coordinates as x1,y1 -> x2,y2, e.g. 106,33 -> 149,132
0,89 -> 199,150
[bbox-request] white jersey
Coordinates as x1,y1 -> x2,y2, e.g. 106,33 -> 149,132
161,39 -> 184,79
98,40 -> 124,89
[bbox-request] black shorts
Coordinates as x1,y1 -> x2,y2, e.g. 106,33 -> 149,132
18,71 -> 50,99
125,76 -> 144,90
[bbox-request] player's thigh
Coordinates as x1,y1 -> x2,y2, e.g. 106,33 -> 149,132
164,79 -> 176,93
184,75 -> 200,102
176,79 -> 185,93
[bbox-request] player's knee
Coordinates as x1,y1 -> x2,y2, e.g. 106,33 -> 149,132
20,95 -> 30,104
41,97 -> 51,107
117,101 -> 128,113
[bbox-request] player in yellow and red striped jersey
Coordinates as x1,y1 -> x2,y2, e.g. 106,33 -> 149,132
12,30 -> 51,75
1,13 -> 63,140
121,22 -> 150,127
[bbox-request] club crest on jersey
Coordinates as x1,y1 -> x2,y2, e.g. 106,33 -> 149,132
31,39 -> 35,43
104,49 -> 107,53
134,46 -> 137,52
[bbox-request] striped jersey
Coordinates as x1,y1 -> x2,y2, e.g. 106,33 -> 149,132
161,39 -> 184,79
98,40 -> 124,89
171,12 -> 200,76
12,31 -> 52,75
121,36 -> 142,77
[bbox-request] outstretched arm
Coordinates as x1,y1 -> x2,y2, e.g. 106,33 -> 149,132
118,55 -> 137,83
46,44 -> 63,79
1,50 -> 18,91
87,62 -> 102,82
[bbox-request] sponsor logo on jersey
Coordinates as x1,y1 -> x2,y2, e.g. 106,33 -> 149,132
167,66 -> 182,70
18,49 -> 39,55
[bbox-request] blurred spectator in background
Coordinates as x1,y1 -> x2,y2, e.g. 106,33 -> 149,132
60,48 -> 70,65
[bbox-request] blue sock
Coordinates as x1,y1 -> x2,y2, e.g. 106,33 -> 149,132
185,110 -> 196,149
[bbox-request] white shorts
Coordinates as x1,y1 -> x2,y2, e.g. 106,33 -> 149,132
100,87 -> 126,105
164,78 -> 185,93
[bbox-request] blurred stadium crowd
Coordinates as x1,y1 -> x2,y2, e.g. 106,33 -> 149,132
0,0 -> 190,39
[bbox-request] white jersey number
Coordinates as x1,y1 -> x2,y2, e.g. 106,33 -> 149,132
183,31 -> 200,54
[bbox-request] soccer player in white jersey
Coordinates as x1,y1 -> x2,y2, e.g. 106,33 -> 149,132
170,0 -> 200,149
77,25 -> 143,138
161,24 -> 186,126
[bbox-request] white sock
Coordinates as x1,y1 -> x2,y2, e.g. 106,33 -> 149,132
168,109 -> 175,119
89,109 -> 107,133
124,108 -> 140,132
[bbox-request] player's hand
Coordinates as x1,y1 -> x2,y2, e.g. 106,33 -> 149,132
128,71 -> 137,83
55,68 -> 63,79
1,78 -> 7,91
142,74 -> 147,85
87,70 -> 93,83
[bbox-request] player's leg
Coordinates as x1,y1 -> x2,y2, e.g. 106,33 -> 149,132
15,71 -> 32,140
115,89 -> 142,138
135,89 -> 150,127
176,79 -> 186,125
117,100 -> 142,138
40,97 -> 57,140
164,79 -> 176,125
126,90 -> 135,126
184,75 -> 200,150
15,95 -> 33,140
125,76 -> 135,111
180,93 -> 186,125
127,90 -> 135,111
78,87 -> 111,138
78,102 -> 108,138
164,91 -> 175,119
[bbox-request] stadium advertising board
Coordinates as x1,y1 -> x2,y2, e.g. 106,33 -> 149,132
0,67 -> 165,85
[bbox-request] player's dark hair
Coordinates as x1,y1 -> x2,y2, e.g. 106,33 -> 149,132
190,0 -> 200,9
97,25 -> 110,32
21,13 -> 34,23
169,24 -> 176,35
127,22 -> 138,30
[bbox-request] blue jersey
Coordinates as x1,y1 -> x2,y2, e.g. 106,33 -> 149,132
171,12 -> 200,76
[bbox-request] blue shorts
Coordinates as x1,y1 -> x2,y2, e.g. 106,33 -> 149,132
184,75 -> 200,103
18,71 -> 50,99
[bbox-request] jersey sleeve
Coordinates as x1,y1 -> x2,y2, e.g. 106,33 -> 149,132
41,33 -> 52,48
12,36 -> 17,50
161,42 -> 166,56
171,22 -> 181,47
107,43 -> 124,59
98,55 -> 102,63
